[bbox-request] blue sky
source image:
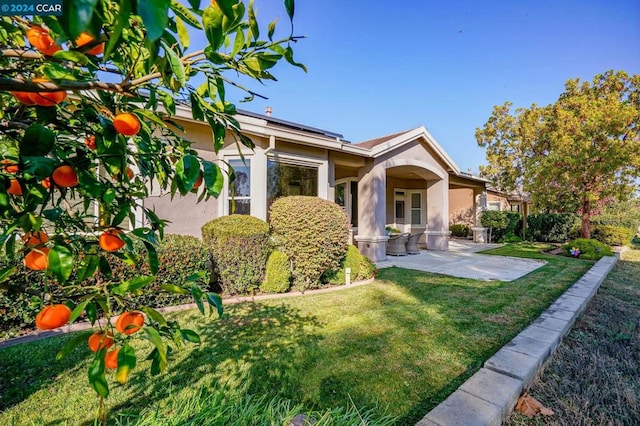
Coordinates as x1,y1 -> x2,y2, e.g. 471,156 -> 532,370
208,0 -> 640,173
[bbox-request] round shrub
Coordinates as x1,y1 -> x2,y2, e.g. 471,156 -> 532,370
526,213 -> 578,242
562,238 -> 613,260
449,224 -> 470,238
202,215 -> 270,295
270,196 -> 349,291
260,250 -> 291,293
590,225 -> 635,247
324,245 -> 376,285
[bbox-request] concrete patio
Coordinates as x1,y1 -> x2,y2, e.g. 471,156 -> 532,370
376,239 -> 546,281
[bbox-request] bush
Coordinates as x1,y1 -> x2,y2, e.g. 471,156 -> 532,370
270,196 -> 349,291
590,225 -> 635,247
260,251 -> 291,293
500,232 -> 522,243
324,245 -> 376,285
202,215 -> 270,295
526,213 -> 578,242
449,224 -> 470,238
563,238 -> 613,260
480,210 -> 509,243
0,234 -> 210,339
591,199 -> 640,231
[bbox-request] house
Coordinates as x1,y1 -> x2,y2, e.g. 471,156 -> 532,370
144,106 -> 490,261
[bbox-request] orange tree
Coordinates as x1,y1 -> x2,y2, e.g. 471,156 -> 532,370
0,0 -> 303,418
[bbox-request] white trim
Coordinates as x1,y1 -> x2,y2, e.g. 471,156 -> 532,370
424,230 -> 452,236
354,235 -> 390,243
267,152 -> 328,200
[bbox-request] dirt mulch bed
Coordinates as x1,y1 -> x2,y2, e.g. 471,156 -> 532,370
506,249 -> 640,425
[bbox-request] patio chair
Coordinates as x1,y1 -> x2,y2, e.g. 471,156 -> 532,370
386,233 -> 409,256
406,233 -> 422,254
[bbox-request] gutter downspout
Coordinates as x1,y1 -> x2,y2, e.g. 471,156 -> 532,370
264,135 -> 275,155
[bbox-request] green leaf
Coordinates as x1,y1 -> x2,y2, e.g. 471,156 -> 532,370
85,302 -> 98,324
77,254 -> 99,281
115,343 -> 136,385
284,46 -> 307,72
164,42 -> 186,88
141,306 -> 167,326
143,327 -> 167,371
176,155 -> 201,194
0,265 -> 15,284
202,2 -> 224,49
175,16 -> 190,49
57,332 -> 90,360
248,0 -> 259,41
180,329 -> 201,344
138,0 -> 170,42
88,352 -> 109,397
206,292 -> 224,317
132,227 -> 159,245
191,285 -> 205,315
203,160 -> 223,197
144,241 -> 159,275
34,105 -> 57,124
69,299 -> 90,323
231,28 -> 245,56
267,17 -> 277,41
285,0 -> 295,20
170,1 -> 202,29
159,283 -> 190,295
51,50 -> 89,65
48,244 -> 74,283
104,0 -> 131,60
60,0 -> 99,38
112,275 -> 155,296
20,125 -> 55,157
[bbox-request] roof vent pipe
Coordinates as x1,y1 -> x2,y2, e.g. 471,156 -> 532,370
265,106 -> 272,116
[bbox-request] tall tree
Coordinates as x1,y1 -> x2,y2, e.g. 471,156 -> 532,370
476,70 -> 640,239
0,0 -> 302,421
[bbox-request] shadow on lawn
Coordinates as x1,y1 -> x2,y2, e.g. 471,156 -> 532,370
0,330 -> 94,414
102,302 -> 322,423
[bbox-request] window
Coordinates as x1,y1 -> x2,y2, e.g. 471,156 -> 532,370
229,159 -> 250,215
511,204 -> 521,213
487,201 -> 501,211
267,159 -> 318,213
350,180 -> 358,227
335,179 -> 358,227
411,193 -> 422,225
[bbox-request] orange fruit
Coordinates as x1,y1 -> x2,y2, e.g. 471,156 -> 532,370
7,179 -> 22,195
192,173 -> 203,190
75,32 -> 104,55
22,230 -> 49,247
11,91 -> 36,105
113,113 -> 141,136
88,331 -> 115,352
24,247 -> 50,270
52,164 -> 79,188
3,162 -> 19,173
41,177 -> 51,189
115,311 -> 144,335
28,78 -> 67,107
99,228 -> 124,252
126,167 -> 134,180
105,348 -> 120,369
26,26 -> 61,56
85,135 -> 96,150
35,304 -> 70,330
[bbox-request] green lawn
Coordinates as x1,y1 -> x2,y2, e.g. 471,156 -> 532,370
0,244 -> 594,425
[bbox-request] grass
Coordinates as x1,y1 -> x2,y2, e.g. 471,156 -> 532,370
0,243 -> 594,425
506,247 -> 640,425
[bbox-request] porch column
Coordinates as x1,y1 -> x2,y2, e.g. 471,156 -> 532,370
354,162 -> 388,261
471,189 -> 488,243
425,178 -> 450,250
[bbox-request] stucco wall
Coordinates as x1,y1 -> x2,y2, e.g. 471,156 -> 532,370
449,187 -> 474,226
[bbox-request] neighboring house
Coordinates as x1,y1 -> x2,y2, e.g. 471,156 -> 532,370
144,106 -> 489,261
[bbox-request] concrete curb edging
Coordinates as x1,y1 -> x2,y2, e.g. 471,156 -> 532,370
416,255 -> 619,426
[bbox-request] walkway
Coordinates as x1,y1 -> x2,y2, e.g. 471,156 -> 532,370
376,239 -> 546,281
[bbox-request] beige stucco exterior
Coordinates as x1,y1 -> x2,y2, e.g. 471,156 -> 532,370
142,108 -> 489,261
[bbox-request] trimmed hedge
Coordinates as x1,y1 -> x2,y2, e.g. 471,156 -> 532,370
563,238 -> 613,260
590,225 -> 635,246
324,245 -> 376,285
270,196 -> 349,291
526,213 -> 578,243
0,234 -> 210,339
260,250 -> 291,294
449,224 -> 470,238
202,215 -> 270,295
